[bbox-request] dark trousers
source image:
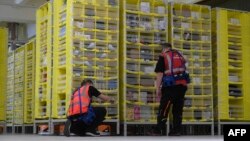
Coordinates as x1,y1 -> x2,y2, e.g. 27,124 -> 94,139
71,107 -> 107,135
156,85 -> 187,133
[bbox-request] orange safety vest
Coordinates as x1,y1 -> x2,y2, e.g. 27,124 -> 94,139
161,50 -> 187,86
67,85 -> 90,117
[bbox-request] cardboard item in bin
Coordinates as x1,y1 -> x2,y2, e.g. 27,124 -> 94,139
39,125 -> 48,132
98,125 -> 111,136
38,125 -> 50,135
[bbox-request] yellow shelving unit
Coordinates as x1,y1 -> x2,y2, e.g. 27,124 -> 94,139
35,2 -> 52,119
14,46 -> 25,125
24,39 -> 36,124
6,49 -> 15,127
53,0 -> 120,131
212,8 -> 250,123
0,27 -> 8,122
120,0 -> 168,135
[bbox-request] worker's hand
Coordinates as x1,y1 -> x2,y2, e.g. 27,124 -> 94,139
109,97 -> 115,104
156,87 -> 162,98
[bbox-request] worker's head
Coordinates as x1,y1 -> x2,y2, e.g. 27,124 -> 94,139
81,79 -> 93,86
161,42 -> 172,52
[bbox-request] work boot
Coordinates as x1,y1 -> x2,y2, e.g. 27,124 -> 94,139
64,119 -> 72,137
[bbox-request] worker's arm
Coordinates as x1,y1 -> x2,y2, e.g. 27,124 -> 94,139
154,55 -> 164,98
156,72 -> 163,97
98,94 -> 114,103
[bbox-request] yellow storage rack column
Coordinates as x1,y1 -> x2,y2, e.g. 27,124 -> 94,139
6,47 -> 15,133
53,0 -> 120,134
120,0 -> 168,135
212,8 -> 250,135
0,27 -> 8,131
35,2 -> 52,131
14,45 -> 25,132
24,39 -> 36,125
242,12 -> 250,122
169,3 -> 213,135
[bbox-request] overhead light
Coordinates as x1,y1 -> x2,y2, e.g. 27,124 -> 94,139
15,0 -> 24,4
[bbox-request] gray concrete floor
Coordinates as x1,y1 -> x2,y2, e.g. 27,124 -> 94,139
0,135 -> 223,141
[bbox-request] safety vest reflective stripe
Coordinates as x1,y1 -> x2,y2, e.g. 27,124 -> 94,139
166,53 -> 172,73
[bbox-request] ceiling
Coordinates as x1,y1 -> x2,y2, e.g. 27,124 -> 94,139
0,0 -> 206,8
197,0 -> 250,11
0,0 -> 47,8
167,0 -> 204,3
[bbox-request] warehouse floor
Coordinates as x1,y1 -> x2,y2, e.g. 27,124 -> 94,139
0,135 -> 223,141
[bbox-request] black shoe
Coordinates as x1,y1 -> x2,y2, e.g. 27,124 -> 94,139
85,130 -> 100,137
168,131 -> 181,136
64,119 -> 71,137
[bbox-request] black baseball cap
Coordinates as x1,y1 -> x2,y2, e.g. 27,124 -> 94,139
160,42 -> 172,48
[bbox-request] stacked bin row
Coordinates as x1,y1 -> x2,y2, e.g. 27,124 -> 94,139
0,28 -> 8,122
14,46 -> 25,125
53,0 -> 119,121
6,51 -> 15,126
169,3 -> 213,122
121,0 -> 168,124
212,8 -> 250,121
24,40 -> 36,124
35,2 -> 52,119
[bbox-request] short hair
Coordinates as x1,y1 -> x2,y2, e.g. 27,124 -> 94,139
81,79 -> 93,86
160,42 -> 172,48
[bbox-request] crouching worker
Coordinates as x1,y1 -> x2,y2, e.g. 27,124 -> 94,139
64,79 -> 114,137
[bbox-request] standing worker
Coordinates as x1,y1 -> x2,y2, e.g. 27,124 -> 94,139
149,43 -> 190,136
64,79 -> 114,137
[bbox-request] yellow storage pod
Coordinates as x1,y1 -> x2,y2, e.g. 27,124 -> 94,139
35,2 -> 52,119
120,0 -> 168,134
24,39 -> 36,124
212,8 -> 250,121
0,27 -> 8,122
14,46 -> 25,125
52,0 -> 120,131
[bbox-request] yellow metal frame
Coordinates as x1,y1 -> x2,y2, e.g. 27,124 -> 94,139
0,27 -> 8,121
24,39 -> 36,124
35,2 -> 52,119
169,3 -> 213,122
120,0 -> 168,123
14,46 -> 25,125
213,8 -> 250,121
53,0 -> 120,119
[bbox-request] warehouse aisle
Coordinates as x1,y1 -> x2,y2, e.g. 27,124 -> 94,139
0,135 -> 223,141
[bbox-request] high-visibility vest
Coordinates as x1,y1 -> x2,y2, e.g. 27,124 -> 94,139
67,85 -> 90,117
161,50 -> 187,85
161,50 -> 186,75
